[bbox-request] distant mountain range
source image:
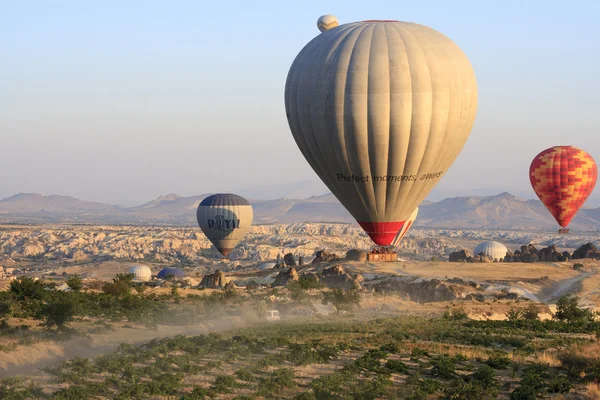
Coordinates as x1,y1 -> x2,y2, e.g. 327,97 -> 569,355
0,191 -> 598,231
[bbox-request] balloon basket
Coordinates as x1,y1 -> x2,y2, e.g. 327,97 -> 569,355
558,228 -> 569,234
366,246 -> 398,262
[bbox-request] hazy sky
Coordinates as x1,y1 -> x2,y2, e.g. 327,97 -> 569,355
2,1 -> 598,205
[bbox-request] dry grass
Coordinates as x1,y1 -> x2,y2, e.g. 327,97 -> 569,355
584,383 -> 600,400
563,341 -> 600,363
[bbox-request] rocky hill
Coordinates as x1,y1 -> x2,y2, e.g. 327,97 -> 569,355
0,192 -> 599,231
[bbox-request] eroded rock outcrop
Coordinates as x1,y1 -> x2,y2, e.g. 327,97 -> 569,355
572,243 -> 600,260
284,253 -> 296,266
312,250 -> 340,264
538,245 -> 566,262
373,278 -> 466,302
346,249 -> 367,262
273,267 -> 299,287
200,270 -> 227,289
321,265 -> 363,290
469,253 -> 493,263
449,250 -> 470,262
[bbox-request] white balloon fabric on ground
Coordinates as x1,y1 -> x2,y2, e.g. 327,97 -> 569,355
473,241 -> 508,262
128,265 -> 152,282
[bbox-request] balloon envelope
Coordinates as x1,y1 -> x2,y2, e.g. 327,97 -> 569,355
285,19 -> 478,246
392,207 -> 418,246
317,15 -> 339,32
129,265 -> 152,282
157,267 -> 185,279
196,193 -> 253,257
529,146 -> 597,228
473,241 -> 508,262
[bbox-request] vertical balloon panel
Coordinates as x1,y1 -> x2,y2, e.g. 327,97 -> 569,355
392,207 -> 418,246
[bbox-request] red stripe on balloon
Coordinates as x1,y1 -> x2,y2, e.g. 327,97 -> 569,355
358,221 -> 406,246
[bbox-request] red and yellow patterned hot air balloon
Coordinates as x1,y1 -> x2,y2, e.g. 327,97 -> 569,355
529,146 -> 597,233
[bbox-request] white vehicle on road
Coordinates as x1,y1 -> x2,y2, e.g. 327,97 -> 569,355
265,310 -> 280,321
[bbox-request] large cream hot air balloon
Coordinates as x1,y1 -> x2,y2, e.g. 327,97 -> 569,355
196,194 -> 253,257
285,16 -> 478,246
392,207 -> 418,246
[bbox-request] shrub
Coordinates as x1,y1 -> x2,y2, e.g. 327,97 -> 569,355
102,273 -> 134,297
485,352 -> 512,370
573,263 -> 584,270
385,359 -> 409,374
287,281 -> 310,303
554,295 -> 594,322
430,355 -> 456,379
522,303 -> 539,321
506,307 -> 522,323
298,275 -> 322,290
0,301 -> 11,318
171,286 -> 181,304
321,289 -> 360,313
470,365 -> 497,388
444,379 -> 499,399
548,374 -> 572,393
38,295 -> 77,330
135,283 -> 147,293
66,275 -> 83,292
443,305 -> 468,321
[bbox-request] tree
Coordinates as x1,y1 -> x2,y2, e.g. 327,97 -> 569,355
522,303 -> 539,321
38,295 -> 77,330
66,275 -> 83,292
322,289 -> 360,313
506,307 -> 522,323
171,286 -> 181,304
298,275 -> 322,290
102,273 -> 134,297
135,283 -> 147,293
287,281 -> 310,303
0,300 -> 11,318
554,295 -> 594,323
10,276 -> 46,301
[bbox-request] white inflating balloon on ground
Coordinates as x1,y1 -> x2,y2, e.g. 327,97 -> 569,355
285,16 -> 478,246
129,265 -> 152,282
392,207 -> 418,246
473,241 -> 508,261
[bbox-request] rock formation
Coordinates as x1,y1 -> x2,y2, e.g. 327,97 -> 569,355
538,245 -> 566,262
321,265 -> 363,290
245,280 -> 259,290
572,243 -> 600,260
346,249 -> 367,262
312,250 -> 339,264
200,270 -> 227,289
449,250 -> 470,262
373,278 -> 466,302
273,268 -> 299,287
224,281 -> 237,290
284,253 -> 296,266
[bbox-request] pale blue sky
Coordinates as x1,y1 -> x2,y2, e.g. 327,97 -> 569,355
1,0 -> 598,205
